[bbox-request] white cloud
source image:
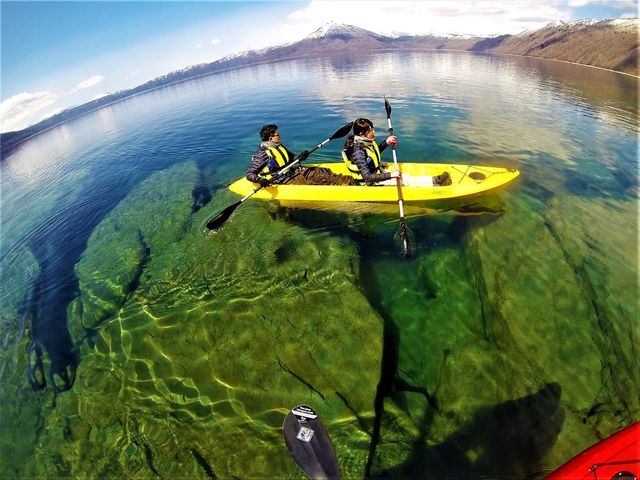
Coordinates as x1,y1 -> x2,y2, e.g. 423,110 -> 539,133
288,1 -> 570,36
211,37 -> 221,45
196,43 -> 204,48
68,74 -> 105,94
1,75 -> 107,132
0,91 -> 59,133
568,0 -> 636,7
75,74 -> 104,90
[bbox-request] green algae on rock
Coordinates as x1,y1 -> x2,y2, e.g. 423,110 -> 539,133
37,161 -> 383,478
543,196 -> 639,427
465,193 -> 604,410
359,214 -> 563,477
360,188 -> 637,477
462,192 -> 636,469
0,247 -> 50,479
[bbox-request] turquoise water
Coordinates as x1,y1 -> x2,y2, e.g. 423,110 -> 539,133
0,51 -> 638,478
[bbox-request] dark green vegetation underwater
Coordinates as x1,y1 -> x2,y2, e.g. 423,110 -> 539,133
1,51 -> 638,478
1,157 -> 637,478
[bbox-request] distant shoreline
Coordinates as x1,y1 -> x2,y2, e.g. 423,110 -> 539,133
488,51 -> 640,79
2,50 -> 636,157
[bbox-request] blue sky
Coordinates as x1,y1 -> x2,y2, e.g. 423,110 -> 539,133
1,0 -> 637,133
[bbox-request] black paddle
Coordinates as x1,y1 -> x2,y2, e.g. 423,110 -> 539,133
384,97 -> 412,258
205,122 -> 353,231
283,404 -> 340,479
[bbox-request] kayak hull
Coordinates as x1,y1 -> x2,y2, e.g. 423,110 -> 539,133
546,422 -> 639,479
228,163 -> 520,203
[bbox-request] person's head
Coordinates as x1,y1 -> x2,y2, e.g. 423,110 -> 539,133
353,118 -> 375,138
260,124 -> 280,142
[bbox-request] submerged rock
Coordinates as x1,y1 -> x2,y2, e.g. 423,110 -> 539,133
471,192 -> 636,468
33,161 -> 382,478
543,195 -> 639,425
361,213 -> 559,476
0,247 -> 50,479
366,189 -> 637,476
381,382 -> 565,478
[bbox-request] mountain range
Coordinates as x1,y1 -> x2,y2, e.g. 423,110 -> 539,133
2,19 -> 637,154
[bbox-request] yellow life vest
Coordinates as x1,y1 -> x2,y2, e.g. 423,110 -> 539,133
342,142 -> 381,180
260,145 -> 291,179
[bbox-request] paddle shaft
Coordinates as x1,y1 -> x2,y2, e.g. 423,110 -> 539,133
385,121 -> 406,219
384,96 -> 411,257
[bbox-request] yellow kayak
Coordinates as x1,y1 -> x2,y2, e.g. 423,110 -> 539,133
228,163 -> 519,203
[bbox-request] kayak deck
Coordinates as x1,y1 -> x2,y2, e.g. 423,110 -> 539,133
228,163 -> 520,203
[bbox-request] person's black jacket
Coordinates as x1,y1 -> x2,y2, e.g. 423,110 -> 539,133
350,140 -> 391,183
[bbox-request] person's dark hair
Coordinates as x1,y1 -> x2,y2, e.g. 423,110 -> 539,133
344,118 -> 374,154
260,124 -> 278,141
353,118 -> 373,137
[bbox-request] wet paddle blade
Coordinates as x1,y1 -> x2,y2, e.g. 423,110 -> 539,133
283,405 -> 340,480
205,201 -> 241,230
384,97 -> 392,118
397,219 -> 412,258
330,122 -> 353,141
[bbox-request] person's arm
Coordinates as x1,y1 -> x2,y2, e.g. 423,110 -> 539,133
378,135 -> 397,154
353,149 -> 392,183
246,148 -> 269,184
282,145 -> 296,160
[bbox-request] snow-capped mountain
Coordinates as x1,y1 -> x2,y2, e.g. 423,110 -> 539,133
306,22 -> 389,42
2,19 -> 637,150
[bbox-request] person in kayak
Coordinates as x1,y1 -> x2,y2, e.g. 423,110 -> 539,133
246,124 -> 310,187
343,118 -> 452,186
342,118 -> 400,185
247,124 -> 356,187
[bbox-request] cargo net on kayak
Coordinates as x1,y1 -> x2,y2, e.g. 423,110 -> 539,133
451,165 -> 515,184
288,166 -> 358,186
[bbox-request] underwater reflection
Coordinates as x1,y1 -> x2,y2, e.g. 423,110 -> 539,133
274,193 -> 508,232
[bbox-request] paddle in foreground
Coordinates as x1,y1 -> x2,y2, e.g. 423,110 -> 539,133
283,404 -> 340,479
205,122 -> 353,231
384,96 -> 412,258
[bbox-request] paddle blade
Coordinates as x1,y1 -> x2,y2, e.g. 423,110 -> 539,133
206,201 -> 241,230
396,219 -> 413,258
384,97 -> 392,118
283,405 -> 340,480
330,122 -> 353,140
